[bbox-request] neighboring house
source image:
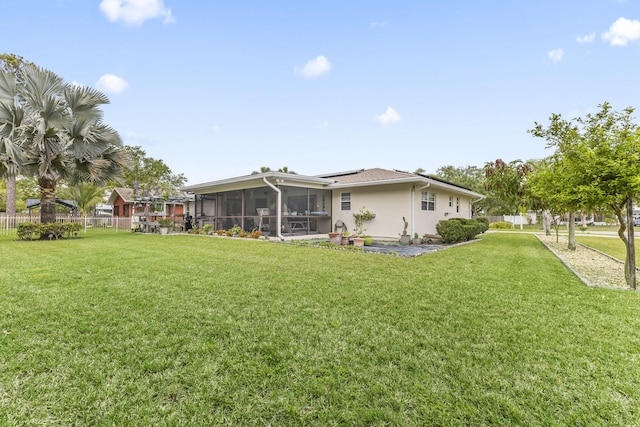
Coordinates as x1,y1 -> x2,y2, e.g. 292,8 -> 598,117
106,187 -> 192,219
181,168 -> 484,239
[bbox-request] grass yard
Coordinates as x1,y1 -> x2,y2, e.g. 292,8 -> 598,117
1,233 -> 639,425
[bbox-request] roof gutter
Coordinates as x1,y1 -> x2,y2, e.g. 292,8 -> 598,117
263,177 -> 284,240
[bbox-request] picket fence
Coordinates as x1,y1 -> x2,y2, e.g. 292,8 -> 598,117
0,215 -> 132,236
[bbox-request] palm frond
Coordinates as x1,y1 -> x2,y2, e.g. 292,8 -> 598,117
0,71 -> 17,103
64,84 -> 108,122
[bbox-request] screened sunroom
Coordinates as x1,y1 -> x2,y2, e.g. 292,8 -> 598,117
183,172 -> 334,238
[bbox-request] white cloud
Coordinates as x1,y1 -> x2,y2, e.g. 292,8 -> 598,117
95,74 -> 129,94
576,32 -> 595,44
547,49 -> 564,62
317,120 -> 329,129
602,17 -> 640,46
370,21 -> 388,28
100,0 -> 175,26
294,55 -> 331,78
376,107 -> 401,126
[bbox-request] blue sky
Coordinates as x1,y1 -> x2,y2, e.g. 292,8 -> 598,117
3,0 -> 640,184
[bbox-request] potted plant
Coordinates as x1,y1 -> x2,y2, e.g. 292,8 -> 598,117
328,231 -> 342,245
157,218 -> 172,235
412,232 -> 422,245
341,231 -> 351,245
352,236 -> 365,247
353,206 -> 375,236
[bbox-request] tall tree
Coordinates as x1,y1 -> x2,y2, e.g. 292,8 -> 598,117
483,159 -> 532,216
0,53 -> 29,215
122,145 -> 186,198
530,102 -> 640,289
0,64 -> 129,224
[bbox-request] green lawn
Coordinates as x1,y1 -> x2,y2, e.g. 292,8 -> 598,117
1,233 -> 639,425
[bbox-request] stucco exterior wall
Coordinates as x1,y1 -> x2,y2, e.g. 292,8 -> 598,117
332,184 -> 476,238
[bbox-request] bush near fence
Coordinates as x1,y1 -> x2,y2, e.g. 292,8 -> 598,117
0,215 -> 132,236
17,222 -> 82,240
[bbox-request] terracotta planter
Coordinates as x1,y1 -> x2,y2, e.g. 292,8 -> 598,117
341,235 -> 350,245
328,232 -> 342,245
352,237 -> 365,247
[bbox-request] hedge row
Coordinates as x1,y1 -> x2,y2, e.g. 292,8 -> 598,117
17,222 -> 82,240
435,217 -> 489,244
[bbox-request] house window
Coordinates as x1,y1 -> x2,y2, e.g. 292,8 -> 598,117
124,204 -> 130,217
421,191 -> 435,211
341,192 -> 351,211
456,197 -> 460,213
448,196 -> 453,207
113,205 -> 120,217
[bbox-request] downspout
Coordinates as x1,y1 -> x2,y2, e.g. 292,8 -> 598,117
412,183 -> 430,237
263,177 -> 284,240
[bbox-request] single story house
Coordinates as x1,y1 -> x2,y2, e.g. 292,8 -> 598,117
181,168 -> 484,239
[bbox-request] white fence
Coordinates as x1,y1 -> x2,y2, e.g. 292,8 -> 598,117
0,215 -> 132,236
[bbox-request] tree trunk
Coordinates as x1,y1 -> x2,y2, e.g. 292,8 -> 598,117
567,212 -> 576,251
542,209 -> 552,236
6,175 -> 16,216
626,198 -> 637,290
39,176 -> 57,224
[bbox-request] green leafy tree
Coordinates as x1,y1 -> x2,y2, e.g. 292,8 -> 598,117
483,159 -> 532,216
121,146 -> 186,198
251,166 -> 297,175
530,102 -> 640,289
0,64 -> 129,224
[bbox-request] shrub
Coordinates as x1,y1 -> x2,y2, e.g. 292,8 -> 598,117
436,220 -> 464,243
17,222 -> 81,240
489,221 -> 514,230
476,217 -> 489,231
437,218 -> 485,243
202,223 -> 213,234
17,222 -> 39,240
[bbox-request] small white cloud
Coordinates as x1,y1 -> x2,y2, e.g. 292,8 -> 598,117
602,17 -> 640,46
211,124 -> 220,132
294,55 -> 331,78
370,21 -> 388,28
317,120 -> 329,129
547,49 -> 564,62
576,32 -> 595,44
100,0 -> 175,26
376,107 -> 401,126
95,74 -> 129,94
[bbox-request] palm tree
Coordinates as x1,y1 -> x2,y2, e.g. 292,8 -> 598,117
59,182 -> 106,216
0,53 -> 29,216
0,64 -> 129,224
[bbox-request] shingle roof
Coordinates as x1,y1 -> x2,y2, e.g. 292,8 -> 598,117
107,188 -> 135,205
324,168 -> 416,184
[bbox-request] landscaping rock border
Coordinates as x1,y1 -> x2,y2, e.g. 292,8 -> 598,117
536,234 -> 630,290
